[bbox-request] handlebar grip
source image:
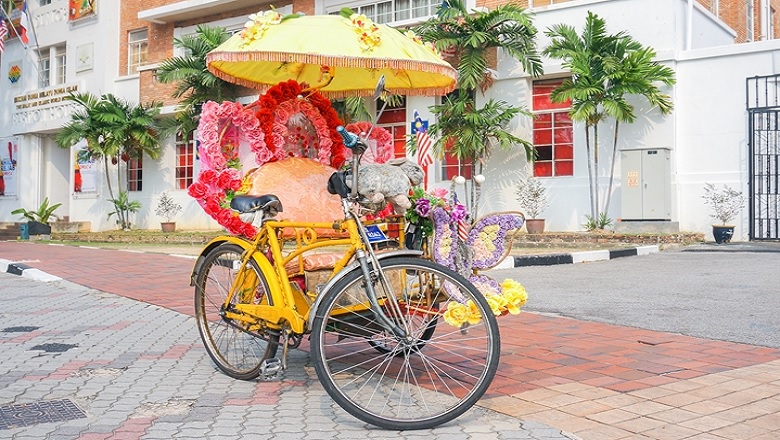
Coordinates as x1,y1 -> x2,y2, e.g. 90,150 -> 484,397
336,126 -> 359,149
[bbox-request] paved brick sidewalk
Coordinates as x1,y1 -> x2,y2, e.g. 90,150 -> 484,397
0,273 -> 578,439
2,241 -> 780,439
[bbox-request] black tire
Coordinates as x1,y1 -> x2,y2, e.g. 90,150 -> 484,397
310,257 -> 500,430
194,243 -> 279,380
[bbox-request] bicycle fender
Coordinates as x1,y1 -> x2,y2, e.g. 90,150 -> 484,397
189,235 -> 254,286
306,249 -> 423,328
191,235 -> 306,333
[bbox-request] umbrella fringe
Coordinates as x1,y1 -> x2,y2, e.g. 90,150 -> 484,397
208,51 -> 457,97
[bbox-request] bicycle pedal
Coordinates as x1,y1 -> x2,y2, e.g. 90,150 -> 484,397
260,357 -> 282,379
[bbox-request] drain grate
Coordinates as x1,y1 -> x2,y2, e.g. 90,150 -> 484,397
0,399 -> 87,430
2,327 -> 40,333
29,343 -> 78,353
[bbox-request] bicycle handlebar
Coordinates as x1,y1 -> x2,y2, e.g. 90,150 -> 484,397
336,126 -> 359,149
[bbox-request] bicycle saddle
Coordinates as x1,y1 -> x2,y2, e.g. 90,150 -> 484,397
230,195 -> 283,215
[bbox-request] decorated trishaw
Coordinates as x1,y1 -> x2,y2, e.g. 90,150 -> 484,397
188,9 -> 528,430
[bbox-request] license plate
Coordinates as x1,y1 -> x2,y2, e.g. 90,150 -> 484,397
365,225 -> 388,243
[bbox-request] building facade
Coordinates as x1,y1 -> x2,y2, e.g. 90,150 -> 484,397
2,0 -> 780,241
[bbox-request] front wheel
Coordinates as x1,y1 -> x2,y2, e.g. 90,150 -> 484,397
310,257 -> 500,430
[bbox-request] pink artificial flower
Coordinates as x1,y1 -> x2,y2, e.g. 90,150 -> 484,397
431,188 -> 448,199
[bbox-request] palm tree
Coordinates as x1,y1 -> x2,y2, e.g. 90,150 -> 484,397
155,25 -> 240,140
417,0 -> 543,91
56,92 -> 162,229
414,0 -> 543,218
544,11 -> 675,225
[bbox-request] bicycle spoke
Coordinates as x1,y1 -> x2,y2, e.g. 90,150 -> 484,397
312,257 -> 499,430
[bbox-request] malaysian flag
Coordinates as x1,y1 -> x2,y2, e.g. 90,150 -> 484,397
0,19 -> 7,54
412,110 -> 433,188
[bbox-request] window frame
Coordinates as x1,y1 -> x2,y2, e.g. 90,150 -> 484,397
36,44 -> 67,89
128,28 -> 149,75
175,132 -> 196,190
327,0 -> 446,25
376,97 -> 408,159
127,157 -> 143,192
38,50 -> 51,88
531,78 -> 574,178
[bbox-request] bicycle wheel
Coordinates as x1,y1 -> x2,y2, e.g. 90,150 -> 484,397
194,243 -> 279,380
310,257 -> 500,430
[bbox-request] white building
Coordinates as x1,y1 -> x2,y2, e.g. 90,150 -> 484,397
1,0 -> 779,241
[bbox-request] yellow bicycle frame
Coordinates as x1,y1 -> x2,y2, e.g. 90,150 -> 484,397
192,216 -> 385,335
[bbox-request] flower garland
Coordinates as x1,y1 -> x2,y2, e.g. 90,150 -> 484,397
344,121 -> 393,164
431,207 -> 456,269
467,214 -> 524,269
442,277 -> 528,327
254,80 -> 348,169
408,188 -> 529,327
189,80 -> 347,238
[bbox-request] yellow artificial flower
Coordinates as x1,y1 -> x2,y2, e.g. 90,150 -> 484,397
443,301 -> 469,327
500,279 -> 528,315
349,14 -> 381,51
466,300 -> 483,325
485,294 -> 509,316
240,10 -> 283,46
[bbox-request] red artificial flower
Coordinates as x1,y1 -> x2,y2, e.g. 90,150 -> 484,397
188,182 -> 209,199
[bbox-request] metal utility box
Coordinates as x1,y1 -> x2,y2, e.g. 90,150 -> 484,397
621,148 -> 671,220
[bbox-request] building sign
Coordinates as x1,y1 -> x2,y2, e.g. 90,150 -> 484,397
14,84 -> 78,110
0,138 -> 19,197
69,0 -> 96,21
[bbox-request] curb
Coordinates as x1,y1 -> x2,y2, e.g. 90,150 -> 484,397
0,258 -> 63,282
3,245 -> 660,281
490,245 -> 660,269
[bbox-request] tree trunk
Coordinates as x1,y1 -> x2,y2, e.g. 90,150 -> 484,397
585,125 -> 596,220
593,123 -> 600,220
604,121 -> 621,215
102,156 -> 115,202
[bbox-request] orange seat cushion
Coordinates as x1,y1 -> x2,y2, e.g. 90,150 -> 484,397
246,157 -> 344,224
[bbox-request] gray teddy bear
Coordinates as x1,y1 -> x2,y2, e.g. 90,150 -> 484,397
350,158 -> 425,214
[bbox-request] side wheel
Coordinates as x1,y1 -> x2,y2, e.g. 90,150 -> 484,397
310,257 -> 500,430
194,243 -> 279,380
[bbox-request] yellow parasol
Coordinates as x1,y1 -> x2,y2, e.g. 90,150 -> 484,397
206,12 -> 457,98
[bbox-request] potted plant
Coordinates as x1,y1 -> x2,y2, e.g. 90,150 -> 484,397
155,191 -> 182,233
515,176 -> 548,234
702,182 -> 746,243
11,197 -> 63,236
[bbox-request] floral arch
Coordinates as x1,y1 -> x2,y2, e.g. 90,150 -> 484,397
188,80 -> 393,237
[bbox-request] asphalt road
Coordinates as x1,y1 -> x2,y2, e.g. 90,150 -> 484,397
491,242 -> 780,349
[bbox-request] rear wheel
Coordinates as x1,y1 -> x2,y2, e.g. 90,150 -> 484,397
311,257 -> 500,430
194,243 -> 279,380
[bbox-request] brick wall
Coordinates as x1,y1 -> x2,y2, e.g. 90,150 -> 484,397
122,0 -> 293,107
475,0 -> 780,44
